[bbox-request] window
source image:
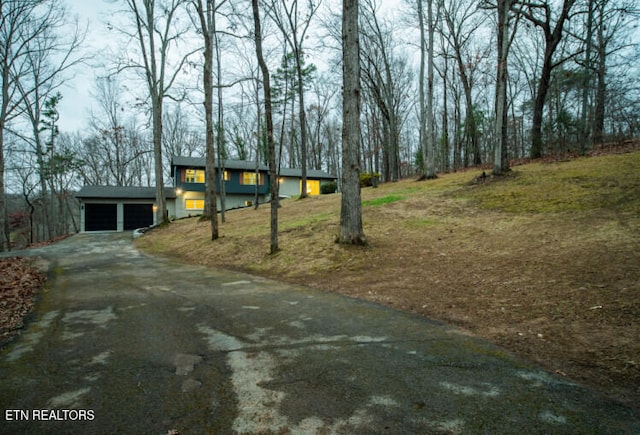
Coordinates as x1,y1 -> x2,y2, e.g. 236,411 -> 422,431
241,171 -> 264,185
185,199 -> 204,210
185,169 -> 205,183
223,170 -> 230,181
301,180 -> 320,196
242,172 -> 257,185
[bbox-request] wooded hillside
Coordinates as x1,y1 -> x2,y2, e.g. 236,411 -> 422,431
2,0 -> 639,249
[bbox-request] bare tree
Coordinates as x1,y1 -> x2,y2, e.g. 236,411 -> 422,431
516,0 -> 576,159
192,0 -> 228,240
213,4 -> 228,223
360,0 -> 411,182
252,0 -> 279,253
118,0 -> 198,225
440,0 -> 487,167
0,0 -> 83,249
307,73 -> 337,171
590,0 -> 639,144
12,154 -> 39,246
265,0 -> 322,198
492,0 -> 517,174
1,0 -> 84,246
578,0 -> 595,154
86,77 -> 153,187
162,104 -> 204,160
338,0 -> 366,245
416,0 -> 438,180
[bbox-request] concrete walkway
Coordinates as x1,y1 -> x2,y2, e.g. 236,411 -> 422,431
1,233 -> 638,434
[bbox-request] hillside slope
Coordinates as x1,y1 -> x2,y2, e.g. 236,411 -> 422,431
137,150 -> 640,409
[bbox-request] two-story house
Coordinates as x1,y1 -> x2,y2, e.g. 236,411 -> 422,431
171,156 -> 270,216
76,156 -> 336,232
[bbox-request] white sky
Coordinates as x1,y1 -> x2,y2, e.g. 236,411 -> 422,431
57,0 -> 407,133
58,0 -> 119,132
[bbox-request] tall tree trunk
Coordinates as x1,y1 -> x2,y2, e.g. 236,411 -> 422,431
0,136 -> 6,250
493,0 -> 511,175
0,38 -> 7,250
418,0 -> 438,179
417,0 -> 427,177
453,89 -> 462,170
338,0 -> 366,245
252,0 -> 278,254
152,94 -> 167,224
195,0 -> 219,240
387,85 -> 399,181
579,0 -> 594,154
424,0 -> 437,179
530,56 -> 551,159
593,2 -> 606,145
441,52 -> 450,172
295,49 -> 308,198
216,17 -> 226,224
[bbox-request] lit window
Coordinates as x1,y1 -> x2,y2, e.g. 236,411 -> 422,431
300,180 -> 320,195
185,199 -> 204,210
241,172 -> 264,185
223,170 -> 230,181
242,172 -> 257,185
185,169 -> 205,183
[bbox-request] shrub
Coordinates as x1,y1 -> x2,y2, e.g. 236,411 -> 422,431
321,181 -> 338,194
360,172 -> 381,187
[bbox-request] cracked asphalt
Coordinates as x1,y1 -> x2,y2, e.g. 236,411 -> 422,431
1,233 -> 639,434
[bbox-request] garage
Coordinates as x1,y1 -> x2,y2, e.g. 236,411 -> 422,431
123,204 -> 153,230
84,203 -> 117,231
77,186 -> 176,232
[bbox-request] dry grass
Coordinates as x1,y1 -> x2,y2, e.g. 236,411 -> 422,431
136,149 -> 640,409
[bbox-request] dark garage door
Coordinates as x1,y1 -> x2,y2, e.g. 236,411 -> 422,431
123,204 -> 153,230
85,203 -> 117,231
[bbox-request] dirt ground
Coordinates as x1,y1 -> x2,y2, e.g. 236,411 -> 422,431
2,143 -> 639,414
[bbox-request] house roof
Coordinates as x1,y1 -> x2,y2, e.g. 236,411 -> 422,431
171,156 -> 269,171
278,168 -> 336,180
77,186 -> 177,200
171,155 -> 336,180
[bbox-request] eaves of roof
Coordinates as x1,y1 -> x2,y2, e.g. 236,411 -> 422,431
77,185 -> 177,200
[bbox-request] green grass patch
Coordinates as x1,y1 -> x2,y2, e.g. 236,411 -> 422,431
362,195 -> 405,207
460,153 -> 640,213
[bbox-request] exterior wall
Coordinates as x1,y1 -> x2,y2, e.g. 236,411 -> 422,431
223,194 -> 267,209
174,166 -> 269,196
279,177 -> 301,198
173,191 -> 204,218
278,177 -> 325,197
172,191 -> 267,219
173,165 -> 270,218
166,200 -> 176,222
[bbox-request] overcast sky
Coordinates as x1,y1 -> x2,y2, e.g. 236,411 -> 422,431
57,0 -> 405,133
58,0 -> 118,132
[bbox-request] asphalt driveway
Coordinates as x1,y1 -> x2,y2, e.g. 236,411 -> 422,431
1,233 -> 638,434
